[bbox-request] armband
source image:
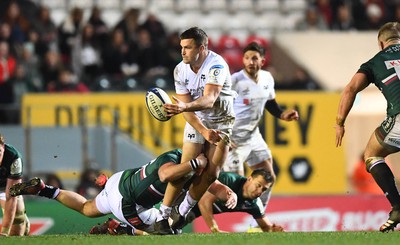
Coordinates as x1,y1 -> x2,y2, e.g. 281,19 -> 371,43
190,159 -> 200,169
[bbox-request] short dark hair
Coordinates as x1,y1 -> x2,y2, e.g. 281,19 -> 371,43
180,26 -> 208,48
251,169 -> 274,184
243,41 -> 265,57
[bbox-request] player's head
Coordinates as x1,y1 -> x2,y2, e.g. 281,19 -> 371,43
179,27 -> 208,65
377,22 -> 400,50
243,169 -> 273,200
180,27 -> 208,49
242,42 -> 266,76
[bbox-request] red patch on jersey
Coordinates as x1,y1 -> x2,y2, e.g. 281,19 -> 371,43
243,99 -> 249,105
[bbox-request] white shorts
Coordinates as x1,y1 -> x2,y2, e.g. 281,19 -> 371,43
95,171 -> 158,232
183,118 -> 234,144
223,131 -> 271,172
378,113 -> 400,149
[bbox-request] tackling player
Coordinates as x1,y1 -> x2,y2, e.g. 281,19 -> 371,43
9,149 -> 209,235
91,169 -> 284,234
0,133 -> 30,236
155,27 -> 236,234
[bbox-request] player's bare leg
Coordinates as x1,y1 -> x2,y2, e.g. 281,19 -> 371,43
170,139 -> 229,230
10,177 -> 103,218
363,131 -> 400,232
153,142 -> 203,235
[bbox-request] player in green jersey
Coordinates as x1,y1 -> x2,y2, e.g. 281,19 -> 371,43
0,133 -> 30,236
8,149 -> 210,235
91,169 -> 284,234
336,22 -> 400,232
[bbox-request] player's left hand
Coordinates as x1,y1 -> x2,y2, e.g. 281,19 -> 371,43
281,110 -> 299,121
164,96 -> 187,116
225,190 -> 237,209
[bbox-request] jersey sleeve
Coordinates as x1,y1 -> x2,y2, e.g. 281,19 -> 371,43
9,157 -> 23,179
358,60 -> 374,84
206,64 -> 229,87
174,65 -> 189,95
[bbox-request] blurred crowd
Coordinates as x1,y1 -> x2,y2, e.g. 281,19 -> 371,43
0,0 -> 399,124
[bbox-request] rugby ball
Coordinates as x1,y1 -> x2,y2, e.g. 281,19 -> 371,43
145,87 -> 172,121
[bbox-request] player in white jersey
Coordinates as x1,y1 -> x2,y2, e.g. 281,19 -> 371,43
223,42 -> 299,213
154,27 -> 235,235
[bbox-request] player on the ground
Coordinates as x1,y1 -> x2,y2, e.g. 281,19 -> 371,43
154,26 -> 236,234
185,169 -> 284,233
91,169 -> 283,234
335,22 -> 400,232
223,41 -> 298,209
0,133 -> 30,236
9,149 -> 208,235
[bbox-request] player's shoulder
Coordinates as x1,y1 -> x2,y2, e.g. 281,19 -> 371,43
207,51 -> 229,68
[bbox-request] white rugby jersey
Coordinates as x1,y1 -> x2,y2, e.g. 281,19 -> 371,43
174,50 -> 236,121
231,69 -> 276,141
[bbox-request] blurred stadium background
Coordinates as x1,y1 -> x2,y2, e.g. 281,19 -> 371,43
0,0 -> 398,234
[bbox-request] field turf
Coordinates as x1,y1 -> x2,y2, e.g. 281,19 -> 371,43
2,231 -> 400,245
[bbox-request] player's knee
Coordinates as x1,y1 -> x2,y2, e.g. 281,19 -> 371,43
365,156 -> 385,172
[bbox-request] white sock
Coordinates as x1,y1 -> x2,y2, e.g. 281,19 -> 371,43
178,192 -> 197,216
156,204 -> 172,221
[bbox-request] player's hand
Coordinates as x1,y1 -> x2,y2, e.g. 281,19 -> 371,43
225,190 -> 237,209
335,125 -> 345,147
269,224 -> 285,232
281,110 -> 299,121
164,96 -> 187,116
203,129 -> 222,145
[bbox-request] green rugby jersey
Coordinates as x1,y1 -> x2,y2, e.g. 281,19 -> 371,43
191,172 -> 265,219
118,149 -> 182,208
359,44 -> 400,116
0,144 -> 23,188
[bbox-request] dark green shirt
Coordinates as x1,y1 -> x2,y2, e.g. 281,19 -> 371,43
359,44 -> 400,116
191,172 -> 265,219
0,144 -> 23,188
118,149 -> 182,208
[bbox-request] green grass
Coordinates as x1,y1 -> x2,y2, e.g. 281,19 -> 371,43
2,232 -> 400,245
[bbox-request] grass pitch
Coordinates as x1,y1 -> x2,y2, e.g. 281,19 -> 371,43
2,231 -> 400,245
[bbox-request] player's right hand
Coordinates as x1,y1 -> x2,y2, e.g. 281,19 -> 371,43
203,129 -> 222,145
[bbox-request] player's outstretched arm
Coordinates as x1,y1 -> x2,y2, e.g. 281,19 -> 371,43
335,73 -> 369,147
158,153 -> 208,183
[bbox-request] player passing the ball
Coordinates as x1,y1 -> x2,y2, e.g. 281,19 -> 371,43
335,22 -> 400,232
155,26 -> 236,234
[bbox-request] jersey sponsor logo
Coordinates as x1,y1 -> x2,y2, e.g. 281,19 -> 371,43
200,74 -> 206,83
187,133 -> 195,139
10,158 -> 22,175
385,59 -> 400,68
